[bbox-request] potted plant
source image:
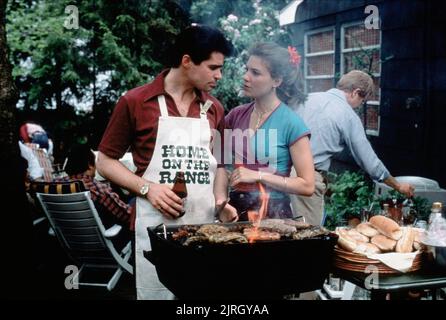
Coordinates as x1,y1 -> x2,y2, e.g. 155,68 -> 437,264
324,171 -> 431,230
324,171 -> 374,230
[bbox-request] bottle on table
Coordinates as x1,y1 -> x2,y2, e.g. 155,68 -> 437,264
428,202 -> 443,225
172,171 -> 188,217
403,198 -> 417,225
390,198 -> 404,225
382,203 -> 390,218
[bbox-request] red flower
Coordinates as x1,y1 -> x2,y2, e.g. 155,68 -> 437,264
288,46 -> 301,66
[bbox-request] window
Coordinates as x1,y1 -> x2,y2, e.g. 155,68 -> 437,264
341,22 -> 381,136
303,22 -> 382,136
304,28 -> 335,93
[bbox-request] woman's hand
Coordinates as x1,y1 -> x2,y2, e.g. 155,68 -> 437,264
229,167 -> 259,187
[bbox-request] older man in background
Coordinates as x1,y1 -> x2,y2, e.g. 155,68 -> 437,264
291,70 -> 414,226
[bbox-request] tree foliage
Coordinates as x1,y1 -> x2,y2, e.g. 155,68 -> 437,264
7,0 -> 190,111
6,0 -> 190,157
6,0 -> 293,158
190,0 -> 291,110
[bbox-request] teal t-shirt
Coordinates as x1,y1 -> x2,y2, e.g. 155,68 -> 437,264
225,102 -> 310,199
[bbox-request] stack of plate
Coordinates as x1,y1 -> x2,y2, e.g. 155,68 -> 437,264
333,246 -> 423,274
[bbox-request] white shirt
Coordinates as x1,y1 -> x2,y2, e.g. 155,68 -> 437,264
19,141 -> 44,180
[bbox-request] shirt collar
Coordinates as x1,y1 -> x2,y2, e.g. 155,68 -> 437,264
326,88 -> 348,103
142,69 -> 169,102
143,69 -> 208,103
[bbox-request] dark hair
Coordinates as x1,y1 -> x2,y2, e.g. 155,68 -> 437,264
31,132 -> 49,150
65,143 -> 95,176
167,25 -> 234,67
248,42 -> 307,107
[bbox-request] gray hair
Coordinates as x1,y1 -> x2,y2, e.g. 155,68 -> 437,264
336,70 -> 374,100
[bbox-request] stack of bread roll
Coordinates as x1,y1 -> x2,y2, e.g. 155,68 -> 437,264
335,215 -> 424,255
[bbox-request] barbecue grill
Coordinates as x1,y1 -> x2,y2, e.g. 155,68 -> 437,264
144,222 -> 338,299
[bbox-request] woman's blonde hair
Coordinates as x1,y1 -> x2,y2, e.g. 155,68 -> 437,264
336,70 -> 374,100
248,42 -> 306,107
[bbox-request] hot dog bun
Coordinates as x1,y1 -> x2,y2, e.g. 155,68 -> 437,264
369,215 -> 402,240
355,242 -> 381,254
337,234 -> 357,252
371,234 -> 397,252
396,227 -> 415,253
346,228 -> 370,243
335,228 -> 357,252
356,222 -> 379,238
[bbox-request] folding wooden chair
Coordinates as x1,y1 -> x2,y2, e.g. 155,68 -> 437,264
36,191 -> 133,291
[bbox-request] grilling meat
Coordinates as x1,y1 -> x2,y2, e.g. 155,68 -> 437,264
172,228 -> 191,241
173,219 -> 330,246
196,224 -> 230,238
183,235 -> 209,246
283,219 -> 312,229
243,228 -> 281,241
258,220 -> 297,236
292,227 -> 330,240
209,232 -> 248,244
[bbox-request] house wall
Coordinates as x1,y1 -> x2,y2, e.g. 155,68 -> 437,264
423,0 -> 446,188
376,0 -> 426,179
288,0 -> 446,187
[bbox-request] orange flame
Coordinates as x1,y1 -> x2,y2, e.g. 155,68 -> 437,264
246,182 -> 270,243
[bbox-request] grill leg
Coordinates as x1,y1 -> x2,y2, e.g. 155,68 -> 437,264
370,290 -> 387,300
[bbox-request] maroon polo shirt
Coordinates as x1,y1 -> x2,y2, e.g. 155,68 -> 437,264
99,69 -> 226,178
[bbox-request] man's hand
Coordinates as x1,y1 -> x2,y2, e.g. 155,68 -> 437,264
146,183 -> 184,219
397,182 -> 415,198
215,200 -> 238,223
384,176 -> 415,198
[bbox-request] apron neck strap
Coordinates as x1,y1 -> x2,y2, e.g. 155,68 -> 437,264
158,95 -> 212,120
200,100 -> 213,120
157,95 -> 169,117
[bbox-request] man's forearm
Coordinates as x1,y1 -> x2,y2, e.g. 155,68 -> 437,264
96,151 -> 148,195
214,167 -> 229,202
383,175 -> 415,198
383,176 -> 399,190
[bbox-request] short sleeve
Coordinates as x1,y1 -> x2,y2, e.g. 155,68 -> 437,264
98,96 -> 133,159
225,108 -> 235,129
287,113 -> 310,146
212,100 -> 226,168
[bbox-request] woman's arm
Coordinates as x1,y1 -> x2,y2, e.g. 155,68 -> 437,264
229,137 -> 315,196
288,136 -> 315,196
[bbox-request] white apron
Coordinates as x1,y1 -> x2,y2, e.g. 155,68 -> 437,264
135,95 -> 217,299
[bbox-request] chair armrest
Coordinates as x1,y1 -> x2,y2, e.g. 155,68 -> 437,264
104,224 -> 122,238
33,217 -> 47,226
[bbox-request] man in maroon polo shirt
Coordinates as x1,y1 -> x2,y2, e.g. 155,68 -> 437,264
96,25 -> 234,299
